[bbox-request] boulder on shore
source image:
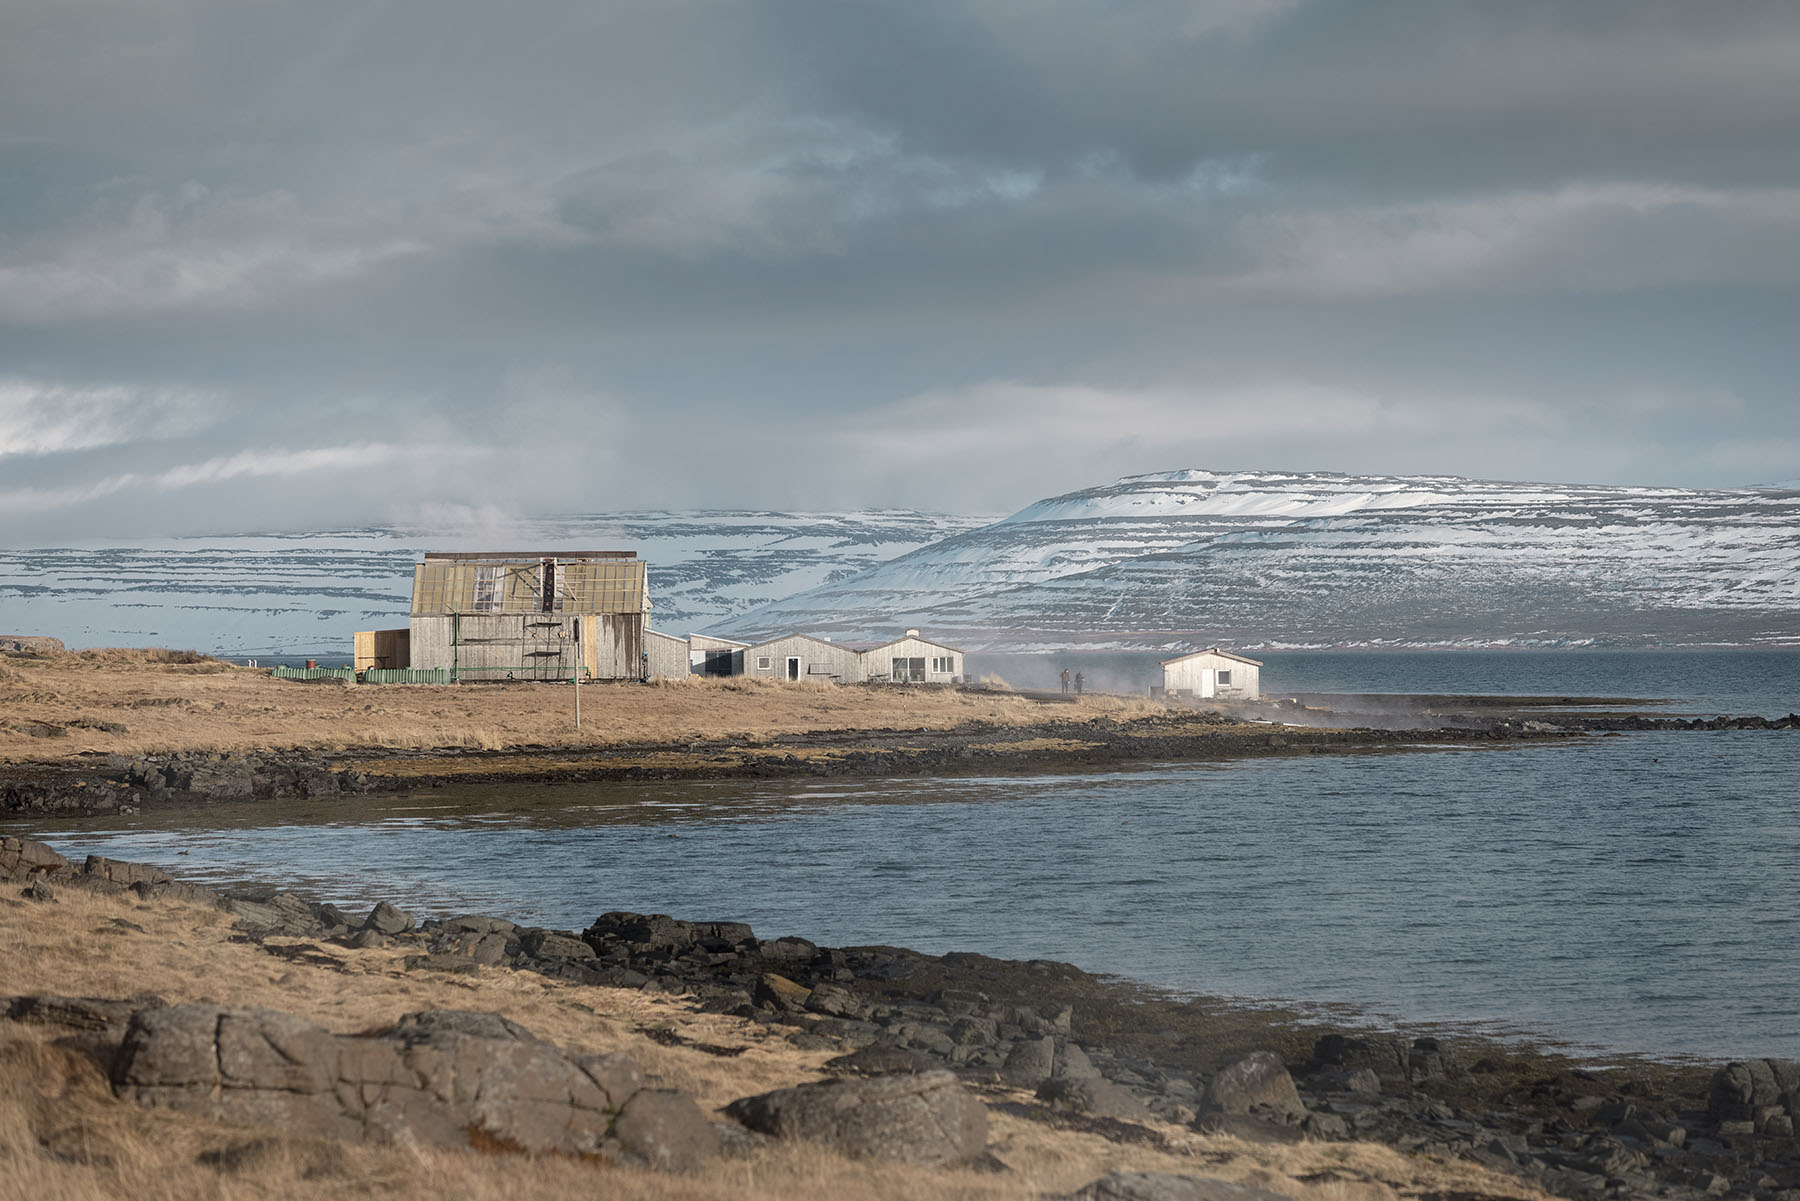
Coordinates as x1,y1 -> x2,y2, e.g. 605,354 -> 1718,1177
724,1069 -> 987,1165
1200,1052 -> 1306,1124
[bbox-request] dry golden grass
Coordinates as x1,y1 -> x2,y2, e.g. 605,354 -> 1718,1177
0,650 -> 1164,765
0,887 -> 1550,1201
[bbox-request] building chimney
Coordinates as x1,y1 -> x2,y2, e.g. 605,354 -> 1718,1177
906,628 -> 920,638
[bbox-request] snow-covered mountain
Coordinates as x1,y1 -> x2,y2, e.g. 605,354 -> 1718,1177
0,511 -> 988,655
717,470 -> 1800,650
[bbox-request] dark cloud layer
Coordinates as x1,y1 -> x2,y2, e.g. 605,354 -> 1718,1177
2,0 -> 1797,540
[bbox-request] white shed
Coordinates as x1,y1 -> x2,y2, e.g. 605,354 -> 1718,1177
743,634 -> 863,683
1161,648 -> 1261,700
859,630 -> 964,685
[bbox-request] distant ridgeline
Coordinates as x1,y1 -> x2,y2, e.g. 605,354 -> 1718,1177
0,512 -> 986,657
716,470 -> 1800,651
4,474 -> 1797,655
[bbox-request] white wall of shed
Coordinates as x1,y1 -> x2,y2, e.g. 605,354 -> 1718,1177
860,637 -> 963,684
743,635 -> 863,682
1162,652 -> 1260,700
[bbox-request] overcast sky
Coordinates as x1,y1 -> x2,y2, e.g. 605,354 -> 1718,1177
3,0 -> 1798,540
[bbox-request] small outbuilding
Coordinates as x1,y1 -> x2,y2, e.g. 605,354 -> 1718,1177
1160,648 -> 1261,700
353,628 -> 411,673
743,634 -> 863,683
688,633 -> 748,677
645,629 -> 690,682
859,629 -> 964,684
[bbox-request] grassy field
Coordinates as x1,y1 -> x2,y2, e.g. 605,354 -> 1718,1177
0,649 -> 1165,765
0,884 -> 1548,1201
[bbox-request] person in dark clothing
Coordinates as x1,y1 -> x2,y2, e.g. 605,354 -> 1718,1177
1060,668 -> 1071,695
1074,671 -> 1084,696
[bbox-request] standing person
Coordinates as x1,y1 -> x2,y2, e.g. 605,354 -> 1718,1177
1060,667 -> 1071,695
1075,671 -> 1084,696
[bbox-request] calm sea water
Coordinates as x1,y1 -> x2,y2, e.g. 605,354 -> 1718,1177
971,648 -> 1800,718
17,651 -> 1800,1062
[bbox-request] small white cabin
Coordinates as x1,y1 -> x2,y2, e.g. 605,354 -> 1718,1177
744,634 -> 863,682
859,630 -> 964,684
1161,648 -> 1261,700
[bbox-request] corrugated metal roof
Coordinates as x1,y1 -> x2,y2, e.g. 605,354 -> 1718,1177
422,551 -> 636,560
410,557 -> 648,616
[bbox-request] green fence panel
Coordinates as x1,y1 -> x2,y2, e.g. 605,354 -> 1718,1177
360,668 -> 450,684
269,666 -> 356,682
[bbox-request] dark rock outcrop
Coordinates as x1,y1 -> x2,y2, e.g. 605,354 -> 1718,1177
1199,1052 -> 1306,1124
724,1070 -> 987,1165
1708,1059 -> 1800,1136
1,834 -> 68,881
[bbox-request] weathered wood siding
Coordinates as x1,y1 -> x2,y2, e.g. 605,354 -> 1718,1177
744,635 -> 862,682
411,613 -> 646,681
353,628 -> 411,673
860,636 -> 963,684
645,630 -> 689,681
1161,651 -> 1260,700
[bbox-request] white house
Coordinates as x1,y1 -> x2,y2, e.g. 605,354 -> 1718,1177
742,633 -> 864,682
1161,648 -> 1261,700
858,630 -> 964,684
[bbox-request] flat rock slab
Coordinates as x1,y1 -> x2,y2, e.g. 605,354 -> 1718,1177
111,1003 -> 717,1169
1037,1076 -> 1156,1122
725,1069 -> 987,1166
1067,1172 -> 1291,1201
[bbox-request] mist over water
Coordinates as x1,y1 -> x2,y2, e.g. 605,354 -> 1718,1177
22,651 -> 1800,1061
971,648 -> 1800,718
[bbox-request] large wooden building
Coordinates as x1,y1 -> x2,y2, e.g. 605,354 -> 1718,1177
405,552 -> 651,681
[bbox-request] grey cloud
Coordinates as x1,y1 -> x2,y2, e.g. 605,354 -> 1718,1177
2,0 -> 1798,539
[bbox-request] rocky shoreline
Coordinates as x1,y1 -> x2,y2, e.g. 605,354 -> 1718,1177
7,834 -> 1800,1200
5,703 -> 1794,819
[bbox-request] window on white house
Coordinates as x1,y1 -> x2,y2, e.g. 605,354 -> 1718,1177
1218,670 -> 1232,686
756,656 -> 772,669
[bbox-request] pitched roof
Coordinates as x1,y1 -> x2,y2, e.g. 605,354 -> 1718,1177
741,632 -> 859,654
1159,646 -> 1263,667
863,632 -> 965,654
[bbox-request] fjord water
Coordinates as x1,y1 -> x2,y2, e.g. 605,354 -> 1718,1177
971,648 -> 1800,717
24,650 -> 1800,1062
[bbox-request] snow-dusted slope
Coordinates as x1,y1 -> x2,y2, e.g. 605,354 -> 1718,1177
0,511 -> 987,655
718,470 -> 1800,650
